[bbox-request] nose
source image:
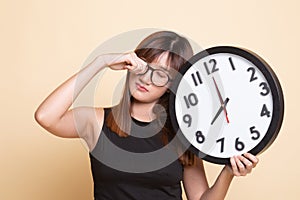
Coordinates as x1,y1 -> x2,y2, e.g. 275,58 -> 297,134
139,70 -> 152,85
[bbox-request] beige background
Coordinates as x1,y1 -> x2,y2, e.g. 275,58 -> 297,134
1,0 -> 299,199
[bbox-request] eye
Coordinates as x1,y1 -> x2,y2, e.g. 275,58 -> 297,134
156,70 -> 167,78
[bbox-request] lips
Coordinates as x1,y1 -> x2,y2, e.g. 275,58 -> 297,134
136,83 -> 148,92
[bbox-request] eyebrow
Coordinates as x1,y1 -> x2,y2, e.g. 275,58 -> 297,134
148,63 -> 170,72
140,57 -> 171,73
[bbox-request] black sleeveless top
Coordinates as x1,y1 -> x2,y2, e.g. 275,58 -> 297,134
89,109 -> 183,200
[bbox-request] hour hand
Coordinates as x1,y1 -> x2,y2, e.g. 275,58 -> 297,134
211,98 -> 230,125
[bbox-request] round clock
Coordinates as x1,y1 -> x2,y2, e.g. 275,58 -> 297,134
169,46 -> 284,165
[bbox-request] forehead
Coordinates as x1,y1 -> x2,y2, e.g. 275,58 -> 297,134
140,51 -> 178,75
150,52 -> 171,70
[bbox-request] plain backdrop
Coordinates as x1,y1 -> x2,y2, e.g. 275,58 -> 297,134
1,0 -> 299,199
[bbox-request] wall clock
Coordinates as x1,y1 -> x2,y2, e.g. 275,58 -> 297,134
170,46 -> 284,164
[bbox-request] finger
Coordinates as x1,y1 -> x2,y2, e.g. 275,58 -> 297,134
235,156 -> 247,176
243,153 -> 259,168
104,54 -> 132,71
121,53 -> 136,71
238,155 -> 253,174
230,156 -> 240,176
130,53 -> 147,74
135,54 -> 147,69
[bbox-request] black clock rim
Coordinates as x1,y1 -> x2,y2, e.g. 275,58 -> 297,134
169,46 -> 284,165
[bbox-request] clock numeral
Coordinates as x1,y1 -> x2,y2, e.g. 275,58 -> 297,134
183,114 -> 192,127
216,137 -> 225,153
259,82 -> 270,96
204,59 -> 218,75
216,137 -> 246,153
228,57 -> 236,71
250,126 -> 260,140
261,104 -> 271,117
247,67 -> 258,82
247,67 -> 271,96
235,137 -> 245,151
196,131 -> 205,144
183,93 -> 198,109
191,71 -> 202,86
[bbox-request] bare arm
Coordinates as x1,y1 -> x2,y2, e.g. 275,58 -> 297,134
34,53 -> 146,141
34,55 -> 106,138
183,153 -> 259,200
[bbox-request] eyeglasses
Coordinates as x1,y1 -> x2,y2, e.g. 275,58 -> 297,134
139,64 -> 173,87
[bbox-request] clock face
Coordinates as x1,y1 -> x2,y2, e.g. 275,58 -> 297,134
169,46 -> 284,164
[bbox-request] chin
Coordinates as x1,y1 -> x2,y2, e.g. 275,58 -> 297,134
131,93 -> 158,104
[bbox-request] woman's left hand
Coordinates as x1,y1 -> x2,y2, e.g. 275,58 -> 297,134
226,153 -> 259,177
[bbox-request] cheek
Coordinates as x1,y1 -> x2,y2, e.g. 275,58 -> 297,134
149,87 -> 168,100
128,72 -> 168,102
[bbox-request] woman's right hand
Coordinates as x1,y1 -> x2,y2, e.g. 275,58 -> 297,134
100,52 -> 148,74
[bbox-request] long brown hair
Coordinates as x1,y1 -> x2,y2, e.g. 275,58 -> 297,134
106,31 -> 195,166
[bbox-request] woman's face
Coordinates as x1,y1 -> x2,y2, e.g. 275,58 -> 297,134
129,52 -> 174,104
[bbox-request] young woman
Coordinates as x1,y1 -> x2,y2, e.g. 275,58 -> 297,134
35,31 -> 258,200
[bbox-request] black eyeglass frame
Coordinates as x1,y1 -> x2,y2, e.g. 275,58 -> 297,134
139,64 -> 173,87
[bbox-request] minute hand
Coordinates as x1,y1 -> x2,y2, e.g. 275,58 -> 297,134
212,76 -> 230,123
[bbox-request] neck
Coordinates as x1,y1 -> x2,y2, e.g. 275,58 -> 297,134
131,100 -> 157,122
